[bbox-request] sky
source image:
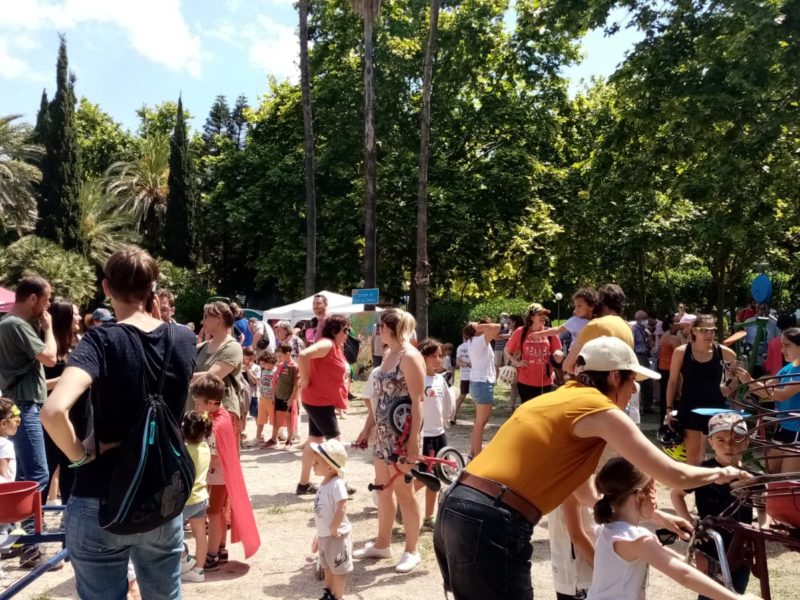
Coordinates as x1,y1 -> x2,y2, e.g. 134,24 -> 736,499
0,1 -> 642,133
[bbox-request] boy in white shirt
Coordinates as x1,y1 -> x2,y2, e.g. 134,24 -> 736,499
311,440 -> 352,600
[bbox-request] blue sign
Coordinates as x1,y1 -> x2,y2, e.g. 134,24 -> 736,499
352,288 -> 379,305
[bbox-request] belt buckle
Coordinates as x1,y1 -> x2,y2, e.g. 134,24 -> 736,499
493,484 -> 507,506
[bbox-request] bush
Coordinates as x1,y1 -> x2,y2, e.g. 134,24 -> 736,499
0,236 -> 96,306
157,259 -> 214,324
428,299 -> 472,347
469,298 -> 532,322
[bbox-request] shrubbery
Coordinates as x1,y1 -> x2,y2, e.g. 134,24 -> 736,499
157,259 -> 213,324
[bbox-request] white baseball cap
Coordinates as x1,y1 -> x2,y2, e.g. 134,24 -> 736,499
579,336 -> 661,381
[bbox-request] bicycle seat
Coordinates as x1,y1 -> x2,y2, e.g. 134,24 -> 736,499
411,467 -> 441,493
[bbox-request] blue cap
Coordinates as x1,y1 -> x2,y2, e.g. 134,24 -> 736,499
92,308 -> 113,322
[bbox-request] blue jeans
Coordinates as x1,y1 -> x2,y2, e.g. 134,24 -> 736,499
65,496 -> 183,600
12,402 -> 49,490
434,482 -> 534,599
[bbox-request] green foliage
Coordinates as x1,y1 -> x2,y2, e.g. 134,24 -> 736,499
0,236 -> 95,306
469,298 -> 532,322
165,97 -> 195,266
77,179 -> 139,267
0,115 -> 42,236
75,97 -> 134,178
136,101 -> 192,139
38,35 -> 82,252
428,299 -> 471,347
157,259 -> 213,324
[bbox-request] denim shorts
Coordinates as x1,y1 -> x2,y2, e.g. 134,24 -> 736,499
469,381 -> 495,405
434,482 -> 534,599
182,499 -> 208,521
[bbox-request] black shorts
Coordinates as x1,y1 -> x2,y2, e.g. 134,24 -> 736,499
517,383 -> 553,403
459,380 -> 470,396
274,397 -> 290,413
248,396 -> 258,418
303,403 -> 340,439
420,433 -> 447,473
677,407 -> 714,433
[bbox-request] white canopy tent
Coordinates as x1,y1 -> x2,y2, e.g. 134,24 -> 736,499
260,290 -> 381,324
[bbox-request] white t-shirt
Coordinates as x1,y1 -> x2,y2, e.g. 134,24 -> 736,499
563,316 -> 589,339
247,363 -> 261,397
314,476 -> 351,537
587,521 -> 653,600
456,342 -> 471,381
549,504 -> 598,594
206,431 -> 225,486
423,373 -> 447,437
0,436 -> 16,483
467,335 -> 496,383
362,366 -> 381,412
255,321 -> 276,352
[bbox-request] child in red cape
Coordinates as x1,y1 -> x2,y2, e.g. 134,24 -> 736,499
191,374 -> 260,569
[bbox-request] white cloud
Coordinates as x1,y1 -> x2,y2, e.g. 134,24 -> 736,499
0,0 -> 203,78
245,15 -> 297,81
0,37 -> 46,81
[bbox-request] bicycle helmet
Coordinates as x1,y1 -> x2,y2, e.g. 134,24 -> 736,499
657,423 -> 687,462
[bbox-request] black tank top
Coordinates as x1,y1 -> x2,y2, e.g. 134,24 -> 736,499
680,343 -> 725,409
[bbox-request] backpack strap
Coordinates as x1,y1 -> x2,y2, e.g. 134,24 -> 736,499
129,323 -> 174,397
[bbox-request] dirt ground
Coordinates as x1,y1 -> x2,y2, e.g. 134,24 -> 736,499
13,382 -> 798,599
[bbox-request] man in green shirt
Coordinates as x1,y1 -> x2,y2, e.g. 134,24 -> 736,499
0,276 -> 57,494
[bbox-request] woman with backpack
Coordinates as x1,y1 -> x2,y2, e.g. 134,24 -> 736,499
42,247 -> 197,600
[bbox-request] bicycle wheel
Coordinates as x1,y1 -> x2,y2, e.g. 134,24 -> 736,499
388,396 -> 412,436
434,446 -> 465,484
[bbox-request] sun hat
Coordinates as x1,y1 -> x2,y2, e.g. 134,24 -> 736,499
92,308 -> 114,323
527,302 -> 550,315
707,413 -> 748,438
578,336 -> 661,381
677,313 -> 697,326
310,439 -> 348,477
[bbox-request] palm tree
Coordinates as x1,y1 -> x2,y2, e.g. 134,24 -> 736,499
414,0 -> 440,339
349,0 -> 381,289
299,0 -> 317,295
105,133 -> 170,251
78,179 -> 139,267
0,114 -> 43,236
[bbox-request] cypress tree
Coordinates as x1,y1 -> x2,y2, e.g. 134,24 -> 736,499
37,35 -> 82,251
33,89 -> 50,145
165,96 -> 195,266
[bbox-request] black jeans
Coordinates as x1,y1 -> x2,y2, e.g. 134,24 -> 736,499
518,383 -> 553,403
434,482 -> 534,600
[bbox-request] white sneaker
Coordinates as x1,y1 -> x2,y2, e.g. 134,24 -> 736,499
395,551 -> 421,573
353,542 -> 392,559
180,553 -> 197,574
181,566 -> 205,583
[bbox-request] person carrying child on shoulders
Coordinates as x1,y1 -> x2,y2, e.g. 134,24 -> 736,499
670,413 -> 754,599
191,374 -> 260,571
417,339 -> 449,530
269,343 -> 300,449
311,439 -> 353,600
588,457 -> 756,600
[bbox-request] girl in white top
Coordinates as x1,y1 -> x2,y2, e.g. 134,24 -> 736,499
464,320 -> 501,458
588,458 -> 754,600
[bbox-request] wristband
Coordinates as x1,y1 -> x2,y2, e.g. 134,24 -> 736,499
68,447 -> 91,469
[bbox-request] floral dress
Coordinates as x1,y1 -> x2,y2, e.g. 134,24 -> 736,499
373,353 -> 421,462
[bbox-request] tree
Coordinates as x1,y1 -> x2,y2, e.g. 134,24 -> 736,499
349,0 -> 381,288
136,101 -> 192,139
413,0 -> 440,339
299,0 -> 318,295
229,95 -> 249,149
77,179 -> 139,267
203,95 -> 232,155
33,90 -> 50,145
165,97 -> 195,266
75,98 -> 134,178
38,34 -> 82,252
105,134 -> 170,252
0,115 -> 43,236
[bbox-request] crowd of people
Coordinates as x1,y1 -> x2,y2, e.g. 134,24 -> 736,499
1,246 -> 798,600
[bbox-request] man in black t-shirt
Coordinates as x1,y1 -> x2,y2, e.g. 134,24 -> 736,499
670,413 -> 752,599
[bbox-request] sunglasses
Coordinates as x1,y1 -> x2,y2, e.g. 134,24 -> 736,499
655,528 -> 678,546
695,327 -> 717,334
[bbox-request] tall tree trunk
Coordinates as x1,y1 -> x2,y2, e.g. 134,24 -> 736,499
363,18 -> 378,288
414,0 -> 440,339
299,0 -> 317,295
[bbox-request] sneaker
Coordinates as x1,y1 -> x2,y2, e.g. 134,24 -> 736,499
295,482 -> 319,495
395,551 -> 421,573
181,566 -> 205,582
19,546 -> 42,569
260,439 -> 277,449
180,552 -> 197,574
203,554 -> 220,572
319,589 -> 333,600
345,483 -> 356,495
217,547 -> 228,563
284,440 -> 293,450
353,542 -> 392,560
422,516 -> 435,531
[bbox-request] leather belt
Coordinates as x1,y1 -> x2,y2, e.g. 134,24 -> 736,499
457,471 -> 542,525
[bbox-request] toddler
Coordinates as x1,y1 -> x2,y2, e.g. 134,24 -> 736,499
265,344 -> 299,449
180,410 -> 213,583
256,352 -> 277,447
242,348 -> 261,437
311,439 -> 352,600
0,399 -> 25,552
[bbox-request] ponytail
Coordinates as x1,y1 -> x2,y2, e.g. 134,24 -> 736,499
593,457 -> 651,525
594,495 -> 615,525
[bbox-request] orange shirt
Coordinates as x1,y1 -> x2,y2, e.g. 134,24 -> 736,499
466,381 -> 619,514
658,335 -> 678,371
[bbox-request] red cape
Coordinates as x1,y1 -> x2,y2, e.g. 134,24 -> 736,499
211,407 -> 261,558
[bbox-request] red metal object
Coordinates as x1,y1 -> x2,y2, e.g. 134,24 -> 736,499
0,481 -> 42,533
